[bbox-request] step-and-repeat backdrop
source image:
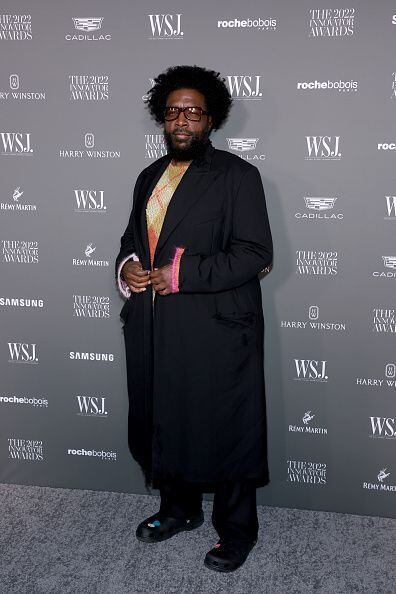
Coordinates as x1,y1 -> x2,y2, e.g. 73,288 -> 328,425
1,0 -> 395,519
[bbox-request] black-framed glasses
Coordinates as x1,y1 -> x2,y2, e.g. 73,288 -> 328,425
164,105 -> 210,122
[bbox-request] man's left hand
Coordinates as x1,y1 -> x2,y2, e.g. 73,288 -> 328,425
150,264 -> 173,295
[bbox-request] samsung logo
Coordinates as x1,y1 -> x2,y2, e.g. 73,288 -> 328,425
69,352 -> 114,362
0,297 -> 44,308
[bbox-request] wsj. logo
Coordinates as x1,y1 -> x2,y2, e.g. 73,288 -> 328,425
8,342 -> 38,364
226,75 -> 262,99
0,132 -> 33,155
370,417 -> 396,439
305,136 -> 341,160
76,395 -> 107,417
294,359 -> 328,382
74,190 -> 106,213
148,14 -> 183,38
385,196 -> 396,219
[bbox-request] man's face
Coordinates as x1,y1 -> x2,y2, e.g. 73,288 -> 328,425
163,88 -> 213,160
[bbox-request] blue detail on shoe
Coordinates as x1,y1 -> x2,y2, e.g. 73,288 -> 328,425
147,519 -> 161,527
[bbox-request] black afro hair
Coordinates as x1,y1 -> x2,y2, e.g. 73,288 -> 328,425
144,65 -> 232,131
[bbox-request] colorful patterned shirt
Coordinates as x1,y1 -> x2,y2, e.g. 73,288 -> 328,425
146,159 -> 192,303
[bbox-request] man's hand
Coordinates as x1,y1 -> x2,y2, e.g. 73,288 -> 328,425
150,264 -> 173,295
122,260 -> 151,293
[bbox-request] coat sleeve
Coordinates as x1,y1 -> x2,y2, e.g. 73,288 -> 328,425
115,171 -> 144,297
116,253 -> 140,298
178,165 -> 273,293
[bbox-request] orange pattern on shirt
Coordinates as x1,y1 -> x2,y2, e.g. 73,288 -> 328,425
146,159 -> 192,301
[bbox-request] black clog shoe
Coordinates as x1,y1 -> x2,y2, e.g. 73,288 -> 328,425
136,510 -> 204,543
204,537 -> 257,572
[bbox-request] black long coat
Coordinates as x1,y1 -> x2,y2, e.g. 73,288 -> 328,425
115,139 -> 273,490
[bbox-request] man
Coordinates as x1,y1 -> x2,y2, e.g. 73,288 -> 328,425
115,65 -> 273,572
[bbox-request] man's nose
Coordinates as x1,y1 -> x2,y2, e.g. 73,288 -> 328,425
175,110 -> 189,126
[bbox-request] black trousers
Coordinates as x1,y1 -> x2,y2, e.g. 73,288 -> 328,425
159,480 -> 259,543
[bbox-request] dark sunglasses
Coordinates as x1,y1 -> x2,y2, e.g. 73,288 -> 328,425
164,105 -> 210,121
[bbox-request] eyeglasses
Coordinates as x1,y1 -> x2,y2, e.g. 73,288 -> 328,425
164,105 -> 210,122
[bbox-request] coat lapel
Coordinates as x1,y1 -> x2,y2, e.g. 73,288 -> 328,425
136,140 -> 218,268
135,155 -> 170,266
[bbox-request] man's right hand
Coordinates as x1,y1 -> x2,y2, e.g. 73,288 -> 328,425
122,260 -> 151,293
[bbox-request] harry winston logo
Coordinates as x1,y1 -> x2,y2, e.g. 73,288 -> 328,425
309,305 -> 319,320
10,74 -> 19,89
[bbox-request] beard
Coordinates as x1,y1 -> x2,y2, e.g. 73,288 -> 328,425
164,127 -> 211,161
